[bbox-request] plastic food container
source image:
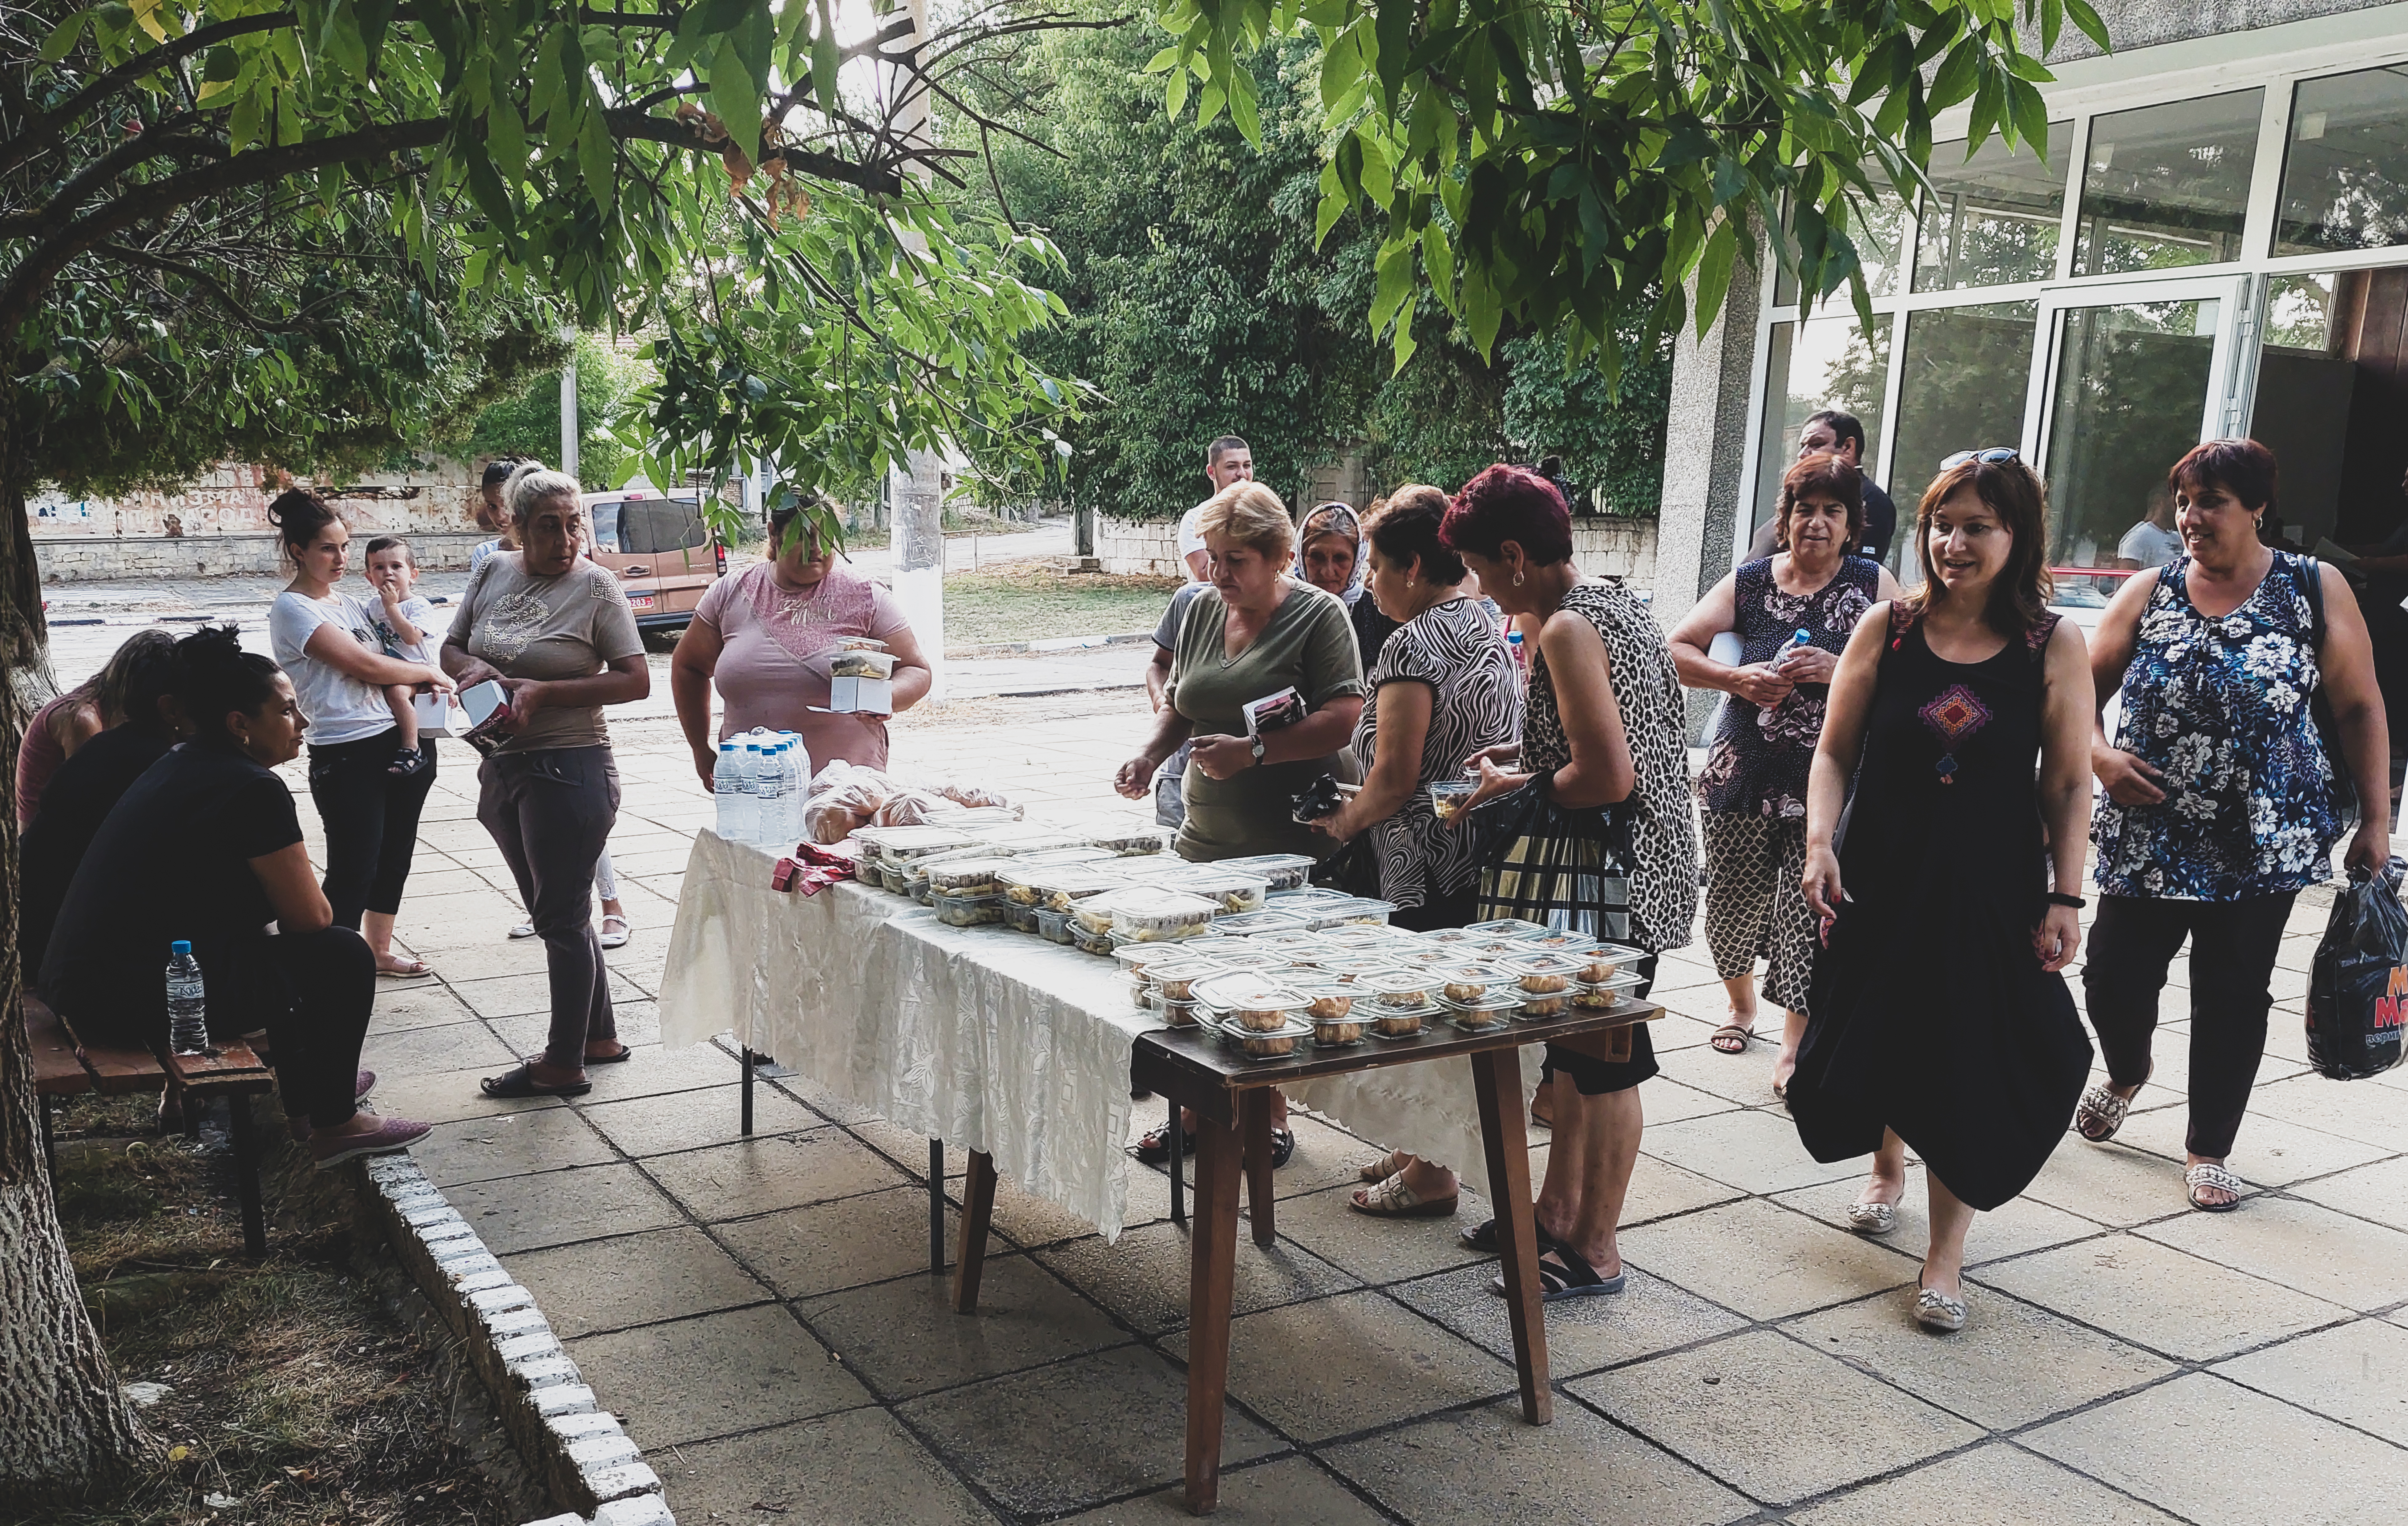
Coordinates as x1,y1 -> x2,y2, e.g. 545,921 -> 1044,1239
1176,872 -> 1270,914
1293,981 -> 1356,1022
1072,922 -> 1116,955
1207,1011 -> 1313,1059
1510,952 -> 1590,996
1308,1010 -> 1369,1046
830,649 -> 898,680
877,859 -> 912,895
1371,1002 -> 1435,1038
1200,909 -> 1307,939
1108,889 -> 1219,943
1086,827 -> 1171,856
1464,917 -> 1554,942
1364,972 -> 1434,1009
1144,989 -> 1203,1028
1303,898 -> 1398,929
1144,956 -> 1225,1004
1001,899 -> 1040,933
1436,963 -> 1512,1003
1570,943 -> 1644,985
1428,779 -> 1477,822
923,857 -> 1013,897
1517,993 -> 1573,1019
854,826 -> 978,861
1034,908 -> 1077,945
1193,973 -> 1308,1033
1267,886 -> 1352,907
1570,969 -> 1649,1008
1073,887 -> 1152,938
1442,992 -> 1522,1031
931,892 -> 1004,927
1219,853 -> 1317,892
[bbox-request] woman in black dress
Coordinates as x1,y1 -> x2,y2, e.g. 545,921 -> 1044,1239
1795,451 -> 2095,1333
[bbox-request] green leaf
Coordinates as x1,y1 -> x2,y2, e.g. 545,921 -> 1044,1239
578,96 -> 616,213
40,10 -> 91,61
1374,0 -> 1412,108
2007,77 -> 2050,156
1144,45 -> 1182,74
1694,217 -> 1738,338
1166,67 -> 1189,119
1369,238 -> 1413,336
2065,0 -> 2112,52
1929,39 -> 1980,111
1420,220 -> 1454,306
811,0 -> 841,117
712,35 -> 762,160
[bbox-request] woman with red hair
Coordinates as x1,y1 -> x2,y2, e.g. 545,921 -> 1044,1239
1444,464 -> 1699,1300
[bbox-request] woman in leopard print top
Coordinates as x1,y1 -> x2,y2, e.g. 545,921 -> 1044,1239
1441,465 -> 1699,1301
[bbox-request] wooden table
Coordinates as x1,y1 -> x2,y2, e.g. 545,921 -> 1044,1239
947,998 -> 1663,1516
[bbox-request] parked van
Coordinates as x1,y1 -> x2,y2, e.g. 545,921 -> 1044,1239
579,487 -> 726,633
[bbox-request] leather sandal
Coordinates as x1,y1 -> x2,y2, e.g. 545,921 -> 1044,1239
1349,1172 -> 1458,1218
2185,1161 -> 2245,1211
1359,1148 -> 1411,1183
1490,1243 -> 1625,1301
2074,1065 -> 2150,1143
1709,1023 -> 1759,1054
479,1063 -> 592,1099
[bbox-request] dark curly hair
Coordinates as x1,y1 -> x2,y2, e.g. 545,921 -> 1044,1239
1363,486 -> 1466,585
173,625 -> 285,745
264,487 -> 341,559
1774,454 -> 1865,553
2171,438 -> 2279,517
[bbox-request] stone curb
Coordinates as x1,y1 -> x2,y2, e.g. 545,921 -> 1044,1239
355,1155 -> 675,1526
946,629 -> 1153,657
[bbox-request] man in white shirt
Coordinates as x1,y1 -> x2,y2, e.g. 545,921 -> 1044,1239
2115,484 -> 2184,569
1175,435 -> 1255,581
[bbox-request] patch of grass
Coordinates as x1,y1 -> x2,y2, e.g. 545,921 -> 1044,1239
22,1098 -> 523,1526
942,560 -> 1181,645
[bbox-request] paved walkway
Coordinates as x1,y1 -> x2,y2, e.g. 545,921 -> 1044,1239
249,686 -> 2408,1524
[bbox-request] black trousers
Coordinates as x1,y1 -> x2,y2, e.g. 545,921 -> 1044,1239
71,925 -> 376,1131
307,729 -> 438,929
2081,892 -> 2295,1159
478,746 -> 619,1068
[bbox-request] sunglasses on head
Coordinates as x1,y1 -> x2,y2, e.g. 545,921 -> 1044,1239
1941,447 -> 2020,469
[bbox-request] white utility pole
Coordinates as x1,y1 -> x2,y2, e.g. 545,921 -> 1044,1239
560,337 -> 580,480
888,0 -> 947,702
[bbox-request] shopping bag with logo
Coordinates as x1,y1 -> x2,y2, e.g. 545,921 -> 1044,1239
2305,855 -> 2408,1079
1464,776 -> 1635,941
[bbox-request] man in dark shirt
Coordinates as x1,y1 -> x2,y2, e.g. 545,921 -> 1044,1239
20,638 -> 182,981
1746,409 -> 1896,565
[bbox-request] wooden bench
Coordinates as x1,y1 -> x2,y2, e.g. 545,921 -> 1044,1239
26,993 -> 278,1257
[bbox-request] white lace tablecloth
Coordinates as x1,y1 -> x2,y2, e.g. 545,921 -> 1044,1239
659,830 -> 1543,1240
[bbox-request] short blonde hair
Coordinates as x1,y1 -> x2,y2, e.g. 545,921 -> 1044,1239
506,465 -> 581,524
1194,482 -> 1293,558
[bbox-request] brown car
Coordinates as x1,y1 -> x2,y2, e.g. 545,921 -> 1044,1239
579,488 -> 726,633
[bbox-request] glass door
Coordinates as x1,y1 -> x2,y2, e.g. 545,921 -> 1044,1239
2025,276 -> 2251,607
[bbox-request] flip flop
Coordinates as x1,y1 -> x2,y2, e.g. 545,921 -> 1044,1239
1460,1216 -> 1564,1255
376,960 -> 433,979
584,1044 -> 635,1065
479,1063 -> 592,1099
1709,1023 -> 1758,1054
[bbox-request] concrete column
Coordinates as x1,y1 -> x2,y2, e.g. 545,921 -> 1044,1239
560,343 -> 580,482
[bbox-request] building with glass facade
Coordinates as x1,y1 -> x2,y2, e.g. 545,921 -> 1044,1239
1656,1 -> 2408,629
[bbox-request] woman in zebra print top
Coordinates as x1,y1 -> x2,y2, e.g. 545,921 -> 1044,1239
1311,487 -> 1520,1219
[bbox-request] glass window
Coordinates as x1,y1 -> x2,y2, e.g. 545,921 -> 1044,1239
1888,303 -> 2040,503
2276,66 -> 2408,255
2043,298 -> 2220,601
1774,191 -> 1913,306
2073,91 -> 2263,277
1752,312 -> 1893,537
1913,130 -> 2070,291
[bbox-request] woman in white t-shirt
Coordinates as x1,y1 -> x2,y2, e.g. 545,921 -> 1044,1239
265,489 -> 453,978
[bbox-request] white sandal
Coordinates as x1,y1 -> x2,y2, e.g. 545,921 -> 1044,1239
1846,1199 -> 1898,1235
598,914 -> 632,949
1358,1148 -> 1411,1184
508,922 -> 537,940
2073,1077 -> 2142,1142
2185,1161 -> 2245,1212
1914,1277 -> 1968,1333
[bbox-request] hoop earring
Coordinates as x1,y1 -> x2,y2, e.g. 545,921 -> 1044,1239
1513,570 -> 1526,587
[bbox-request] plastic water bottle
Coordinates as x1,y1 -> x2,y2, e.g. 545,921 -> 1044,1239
743,740 -> 772,845
1775,627 -> 1814,673
1506,628 -> 1527,678
166,941 -> 209,1056
715,740 -> 755,842
756,740 -> 791,847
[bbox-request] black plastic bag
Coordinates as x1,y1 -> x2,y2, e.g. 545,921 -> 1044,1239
1464,777 -> 1635,939
2305,856 -> 2408,1080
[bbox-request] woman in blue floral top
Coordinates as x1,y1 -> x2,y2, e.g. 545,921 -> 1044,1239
2084,439 -> 2390,1212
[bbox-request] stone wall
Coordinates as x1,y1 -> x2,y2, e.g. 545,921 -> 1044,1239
30,459 -> 490,582
1095,513 -> 1662,590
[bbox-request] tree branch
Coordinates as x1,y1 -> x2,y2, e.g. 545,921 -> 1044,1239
0,11 -> 294,180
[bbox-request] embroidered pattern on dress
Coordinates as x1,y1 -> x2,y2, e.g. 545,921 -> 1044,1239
1919,683 -> 1990,784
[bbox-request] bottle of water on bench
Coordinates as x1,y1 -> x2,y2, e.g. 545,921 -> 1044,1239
167,940 -> 209,1056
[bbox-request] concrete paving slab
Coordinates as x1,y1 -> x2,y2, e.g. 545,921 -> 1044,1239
1160,1288 -> 1512,1443
368,1064 -> 569,1126
898,1344 -> 1283,1517
1783,1287 -> 2176,1430
366,981 -> 482,1034
443,1162 -> 686,1256
1976,1233 -> 2352,1362
1774,1167 -> 2111,1268
2024,1137 -> 2239,1227
566,1303 -> 873,1450
2023,1372 -> 2408,1526
2212,1317 -> 2408,1435
1265,1180 -> 1497,1285
576,1084 -> 818,1158
799,1251 -> 1130,1401
361,1017 -> 520,1078
1034,1222 -> 1360,1338
1617,1198 -> 1919,1321
2289,1153 -> 2408,1233
507,1225 -> 770,1340
2112,1101 -> 2392,1187
2136,1191 -> 2408,1313
412,1107 -> 618,1188
1637,1107 -> 1871,1196
654,1408 -> 991,1526
1786,1443 -> 2188,1526
715,1187 -> 1000,1302
1054,1454 -> 1389,1525
644,1127 -> 912,1222
1394,1262 -> 1748,1378
1571,1328 -> 1984,1508
575,1042 -> 745,1101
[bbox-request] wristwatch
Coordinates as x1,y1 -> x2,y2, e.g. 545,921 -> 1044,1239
1250,735 -> 1266,766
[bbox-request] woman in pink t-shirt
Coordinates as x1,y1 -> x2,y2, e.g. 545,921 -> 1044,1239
669,500 -> 933,790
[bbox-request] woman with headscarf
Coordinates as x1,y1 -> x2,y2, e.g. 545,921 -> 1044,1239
1300,501 -> 1402,670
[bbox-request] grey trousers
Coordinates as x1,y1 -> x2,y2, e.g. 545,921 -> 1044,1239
479,745 -> 620,1068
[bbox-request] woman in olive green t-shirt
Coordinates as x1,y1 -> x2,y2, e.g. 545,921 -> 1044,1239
1113,483 -> 1367,861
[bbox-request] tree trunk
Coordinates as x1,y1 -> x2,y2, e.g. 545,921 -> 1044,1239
0,405 -> 149,1503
